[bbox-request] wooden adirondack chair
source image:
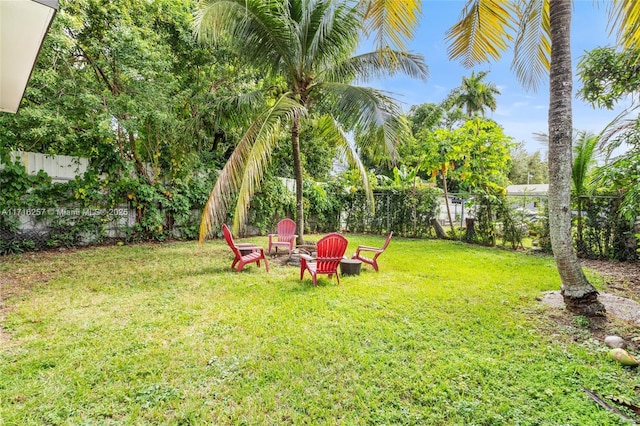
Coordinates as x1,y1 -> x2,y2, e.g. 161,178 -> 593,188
352,232 -> 393,272
300,233 -> 348,286
222,224 -> 269,272
268,218 -> 297,255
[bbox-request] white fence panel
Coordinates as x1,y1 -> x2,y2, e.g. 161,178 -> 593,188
7,151 -> 88,182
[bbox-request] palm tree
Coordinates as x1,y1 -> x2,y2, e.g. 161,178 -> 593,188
194,0 -> 427,244
572,131 -> 599,251
365,0 -> 640,315
436,0 -> 640,316
445,70 -> 501,117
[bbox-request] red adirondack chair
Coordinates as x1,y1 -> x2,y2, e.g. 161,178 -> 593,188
300,233 -> 348,286
268,218 -> 297,255
222,224 -> 269,272
352,232 -> 393,272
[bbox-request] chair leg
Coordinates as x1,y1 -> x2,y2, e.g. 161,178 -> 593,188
312,273 -> 317,286
300,259 -> 307,280
263,255 -> 269,272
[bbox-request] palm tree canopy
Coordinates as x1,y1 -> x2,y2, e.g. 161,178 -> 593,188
195,0 -> 428,239
445,70 -> 500,116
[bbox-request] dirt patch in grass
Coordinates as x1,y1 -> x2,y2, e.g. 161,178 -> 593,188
581,259 -> 640,298
541,258 -> 640,352
1,252 -> 60,346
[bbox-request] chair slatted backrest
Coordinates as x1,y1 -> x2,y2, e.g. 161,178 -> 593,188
315,233 -> 348,273
222,224 -> 241,257
277,218 -> 296,243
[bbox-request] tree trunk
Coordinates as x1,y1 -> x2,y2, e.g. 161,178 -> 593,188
548,0 -> 604,316
431,218 -> 447,239
292,116 -> 305,245
465,217 -> 476,242
442,172 -> 456,238
576,196 -> 586,255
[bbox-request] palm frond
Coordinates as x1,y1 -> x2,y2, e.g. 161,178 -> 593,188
303,1 -> 361,73
598,104 -> 640,158
572,131 -> 599,195
322,48 -> 428,83
359,0 -> 422,52
610,0 -> 640,51
316,115 -> 375,210
209,89 -> 266,130
195,0 -> 295,73
318,83 -> 407,162
511,0 -> 550,91
445,0 -> 516,68
199,94 -> 305,241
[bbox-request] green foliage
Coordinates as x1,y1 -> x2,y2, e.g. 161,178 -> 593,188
580,196 -> 637,261
508,142 -> 548,184
0,147 -> 219,249
47,215 -> 105,248
578,47 -> 640,110
343,187 -> 441,237
304,181 -> 345,233
453,119 -> 514,192
530,204 -> 552,253
496,198 -> 528,250
443,70 -> 500,117
469,191 -> 499,246
246,176 -> 295,235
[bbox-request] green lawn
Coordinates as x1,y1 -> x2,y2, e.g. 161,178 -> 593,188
1,235 -> 638,425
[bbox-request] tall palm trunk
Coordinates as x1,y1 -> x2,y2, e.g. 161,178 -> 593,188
548,0 -> 604,316
576,197 -> 584,252
291,116 -> 305,245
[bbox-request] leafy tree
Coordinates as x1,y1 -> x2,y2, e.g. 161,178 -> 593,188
0,0 -> 261,177
444,71 -> 501,117
578,46 -> 640,224
0,0 -> 270,240
454,118 -> 514,193
508,142 -> 548,185
425,133 -> 458,238
195,0 -> 427,243
408,103 -> 446,135
417,118 -> 513,238
578,46 -> 640,110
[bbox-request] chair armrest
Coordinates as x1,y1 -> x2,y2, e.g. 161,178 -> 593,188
357,245 -> 382,251
235,244 -> 263,253
300,254 -> 315,261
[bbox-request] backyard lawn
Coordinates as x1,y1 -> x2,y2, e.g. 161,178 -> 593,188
1,235 -> 639,424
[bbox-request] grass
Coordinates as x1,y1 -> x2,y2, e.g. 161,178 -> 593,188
1,235 -> 639,425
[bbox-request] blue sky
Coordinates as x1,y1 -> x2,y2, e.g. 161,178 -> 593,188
366,1 -> 629,154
